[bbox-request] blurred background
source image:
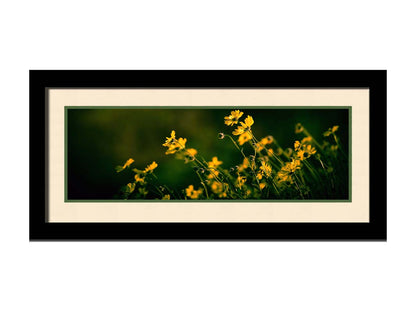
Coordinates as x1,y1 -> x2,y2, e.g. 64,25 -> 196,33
67,108 -> 349,200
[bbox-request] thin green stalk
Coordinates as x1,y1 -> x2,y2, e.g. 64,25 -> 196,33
293,174 -> 304,199
225,134 -> 262,191
196,170 -> 209,199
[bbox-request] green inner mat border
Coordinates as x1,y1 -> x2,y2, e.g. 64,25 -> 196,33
64,106 -> 352,203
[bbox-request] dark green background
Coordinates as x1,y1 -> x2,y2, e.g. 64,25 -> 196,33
67,108 -> 349,200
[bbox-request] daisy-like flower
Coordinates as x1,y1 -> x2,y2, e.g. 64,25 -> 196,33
211,182 -> 228,198
208,156 -> 223,168
238,131 -> 253,145
134,173 -> 145,184
294,140 -> 317,160
256,136 -> 274,152
279,159 -> 301,175
287,159 -> 301,172
237,157 -> 250,172
232,115 -> 254,136
224,110 -> 244,126
185,185 -> 203,199
163,130 -> 176,147
276,171 -> 292,183
207,168 -> 220,180
165,137 -> 187,155
144,161 -> 158,173
304,145 -> 316,157
276,159 -> 301,184
162,130 -> 188,155
236,176 -> 247,188
260,161 -> 272,177
241,115 -> 254,128
232,125 -> 246,136
186,148 -> 197,157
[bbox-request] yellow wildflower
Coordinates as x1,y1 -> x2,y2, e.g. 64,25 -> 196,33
301,136 -> 312,144
237,157 -> 250,172
125,182 -> 136,193
295,143 -> 316,160
175,148 -> 198,163
208,156 -> 223,168
125,158 -> 134,167
276,171 -> 292,184
134,174 -> 145,184
224,110 -> 244,126
186,148 -> 198,157
219,192 -> 227,198
260,161 -> 272,177
144,161 -> 158,173
211,181 -> 228,197
162,130 -> 176,146
255,142 -> 264,152
288,159 -> 301,172
116,158 -> 135,172
259,182 -> 267,190
211,182 -> 228,198
304,144 -> 316,156
278,159 -> 301,179
323,125 -> 339,137
165,137 -> 187,155
232,125 -> 246,136
238,131 -> 253,145
162,194 -> 170,200
241,115 -> 254,128
207,168 -> 220,180
296,150 -> 306,160
185,185 -> 203,199
275,159 -> 300,184
236,176 -> 247,188
162,130 -> 187,155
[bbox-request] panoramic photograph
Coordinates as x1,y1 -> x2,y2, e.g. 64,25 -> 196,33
66,107 -> 350,201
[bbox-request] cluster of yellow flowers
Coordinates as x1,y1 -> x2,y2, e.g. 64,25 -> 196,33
115,158 -> 160,199
117,109 -> 344,200
185,185 -> 203,199
162,130 -> 188,155
224,110 -> 255,146
161,129 -> 231,199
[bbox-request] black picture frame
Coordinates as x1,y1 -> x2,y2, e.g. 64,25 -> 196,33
29,70 -> 387,241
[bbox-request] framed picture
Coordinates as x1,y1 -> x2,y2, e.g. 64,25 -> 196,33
30,70 -> 386,240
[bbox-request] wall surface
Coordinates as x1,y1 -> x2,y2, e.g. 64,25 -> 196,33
0,1 -> 410,312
